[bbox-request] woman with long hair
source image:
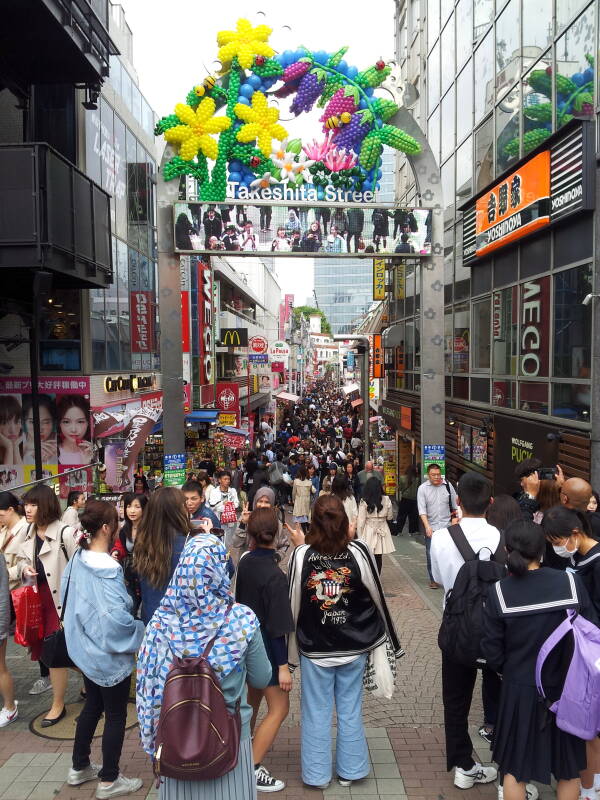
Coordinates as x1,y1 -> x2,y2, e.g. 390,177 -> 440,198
17,485 -> 78,725
485,494 -> 522,533
136,535 -> 271,800
356,477 -> 395,574
133,487 -> 191,625
57,396 -> 92,465
111,493 -> 148,613
288,494 -> 402,789
330,474 -> 358,528
292,466 -> 315,532
344,461 -> 360,502
64,500 -> 144,797
532,480 -> 561,524
0,396 -> 23,466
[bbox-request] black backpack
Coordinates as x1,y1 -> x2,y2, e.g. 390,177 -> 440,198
437,525 -> 506,668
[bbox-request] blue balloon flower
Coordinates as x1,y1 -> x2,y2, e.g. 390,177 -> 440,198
248,75 -> 262,89
228,171 -> 242,183
237,96 -> 250,105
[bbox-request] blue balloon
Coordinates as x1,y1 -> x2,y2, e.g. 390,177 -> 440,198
228,171 -> 242,183
358,98 -> 368,109
337,60 -> 348,74
571,72 -> 585,87
346,65 -> 358,79
248,75 -> 262,89
365,87 -> 374,96
363,180 -> 372,191
582,67 -> 594,84
377,170 -> 382,179
282,50 -> 294,66
314,50 -> 328,64
375,183 -> 380,190
240,83 -> 254,98
262,77 -> 275,89
229,160 -> 243,171
237,96 -> 250,105
243,174 -> 255,187
317,186 -> 325,200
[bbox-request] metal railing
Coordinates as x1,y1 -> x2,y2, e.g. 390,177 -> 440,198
11,462 -> 102,495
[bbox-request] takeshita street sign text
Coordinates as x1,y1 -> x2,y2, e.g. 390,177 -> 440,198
155,17 -> 420,205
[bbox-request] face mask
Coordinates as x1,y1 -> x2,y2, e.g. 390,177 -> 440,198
552,544 -> 575,559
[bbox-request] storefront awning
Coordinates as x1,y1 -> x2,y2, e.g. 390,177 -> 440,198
220,425 -> 248,436
186,409 -> 220,423
275,392 -> 300,403
351,398 -> 364,408
343,383 -> 360,395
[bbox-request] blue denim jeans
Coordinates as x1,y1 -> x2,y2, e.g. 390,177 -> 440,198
300,653 -> 370,786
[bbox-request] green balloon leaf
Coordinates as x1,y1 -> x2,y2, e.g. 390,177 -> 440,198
379,124 -> 421,155
327,46 -> 349,69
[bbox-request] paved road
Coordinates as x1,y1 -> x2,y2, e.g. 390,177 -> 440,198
0,532 -> 554,800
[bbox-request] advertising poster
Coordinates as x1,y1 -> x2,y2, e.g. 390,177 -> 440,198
0,377 -> 91,493
457,423 -> 472,461
216,382 -> 240,426
471,429 -> 488,468
103,441 -> 126,490
423,444 -> 445,477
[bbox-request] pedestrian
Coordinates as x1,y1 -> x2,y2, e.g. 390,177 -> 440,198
133,475 -> 149,496
136,535 -> 272,800
344,461 -> 360,501
430,473 -> 500,790
330,474 -> 358,529
357,460 -> 383,492
235,508 -> 295,792
417,463 -> 458,589
0,555 -> 16,728
356,477 -> 394,574
0,491 -> 28,590
133,487 -> 192,625
64,500 -> 144,798
206,470 -> 240,552
346,208 -> 364,253
109,492 -> 147,614
61,491 -> 85,528
17,485 -> 78,726
181,480 -> 220,529
307,464 -> 320,511
321,463 -> 339,494
292,466 -> 315,532
482,518 -> 596,800
288,494 -> 402,789
396,465 -> 420,535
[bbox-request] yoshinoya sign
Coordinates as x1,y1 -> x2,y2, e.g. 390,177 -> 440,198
464,122 -> 594,264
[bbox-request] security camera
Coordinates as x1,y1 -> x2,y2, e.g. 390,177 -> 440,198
582,293 -> 593,306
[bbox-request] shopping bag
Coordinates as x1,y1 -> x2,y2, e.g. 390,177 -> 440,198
363,636 -> 397,699
12,585 -> 43,648
220,500 -> 238,525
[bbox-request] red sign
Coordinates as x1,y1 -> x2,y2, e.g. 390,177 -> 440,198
372,334 -> 384,379
249,335 -> 269,354
198,261 -> 213,386
223,432 -> 246,449
181,291 -> 190,352
130,291 -> 154,353
216,382 -> 240,427
271,361 -> 285,373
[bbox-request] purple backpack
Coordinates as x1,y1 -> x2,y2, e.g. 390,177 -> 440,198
535,608 -> 600,740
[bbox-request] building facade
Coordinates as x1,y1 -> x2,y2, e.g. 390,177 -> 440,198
385,0 -> 597,492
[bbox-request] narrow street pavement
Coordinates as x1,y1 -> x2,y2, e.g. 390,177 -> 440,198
0,534 -> 552,800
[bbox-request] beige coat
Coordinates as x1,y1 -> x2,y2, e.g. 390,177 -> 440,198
17,520 -> 78,614
357,495 -> 395,555
292,479 -> 314,519
0,517 -> 29,590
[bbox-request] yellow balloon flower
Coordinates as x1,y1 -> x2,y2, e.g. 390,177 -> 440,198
164,98 -> 231,161
217,18 -> 275,71
234,91 -> 288,158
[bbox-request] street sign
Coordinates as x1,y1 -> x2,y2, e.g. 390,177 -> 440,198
423,444 -> 446,477
164,452 -> 187,486
249,335 -> 269,354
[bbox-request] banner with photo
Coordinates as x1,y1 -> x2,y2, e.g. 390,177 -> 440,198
0,377 -> 91,495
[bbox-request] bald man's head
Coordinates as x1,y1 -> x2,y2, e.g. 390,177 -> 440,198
365,461 -> 374,471
561,477 -> 592,512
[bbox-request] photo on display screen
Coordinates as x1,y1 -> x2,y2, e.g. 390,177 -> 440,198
174,202 -> 432,257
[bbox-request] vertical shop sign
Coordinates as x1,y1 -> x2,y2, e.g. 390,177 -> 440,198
394,263 -> 405,300
372,334 -> 384,379
373,258 -> 386,300
520,276 -> 550,377
492,292 -> 503,340
198,260 -> 213,387
130,290 -> 154,353
216,382 -> 240,427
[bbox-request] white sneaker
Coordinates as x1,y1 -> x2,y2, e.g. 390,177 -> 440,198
67,762 -> 100,785
0,701 -> 18,727
338,778 -> 352,787
95,775 -> 143,798
454,763 -> 498,789
28,677 -> 51,695
255,765 -> 285,792
497,782 -> 539,799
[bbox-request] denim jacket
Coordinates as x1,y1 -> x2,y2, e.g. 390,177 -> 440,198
62,550 -> 145,687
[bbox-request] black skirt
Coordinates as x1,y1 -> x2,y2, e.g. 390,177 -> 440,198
492,681 -> 586,784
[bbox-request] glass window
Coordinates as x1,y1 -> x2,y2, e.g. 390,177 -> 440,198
493,286 -> 518,375
117,242 -> 130,370
445,309 -> 453,372
472,297 -> 491,370
441,17 -> 455,94
474,30 -> 493,123
108,55 -> 121,95
142,97 -> 154,138
441,87 -> 455,162
555,7 -> 595,131
105,237 -> 120,370
90,287 -> 106,370
428,40 -> 441,111
441,0 -> 453,25
557,0 -> 591,35
495,0 -> 520,95
519,382 -> 548,414
405,318 -> 415,371
554,265 -> 592,378
496,83 -> 520,174
428,105 -> 441,165
456,60 -> 474,143
121,67 -> 132,113
441,154 -> 455,224
114,114 -> 127,239
520,276 -> 550,378
471,377 -> 490,403
85,108 -> 101,185
39,290 -> 81,371
131,84 -> 143,127
454,221 -> 470,301
473,0 -> 493,41
453,376 -> 469,399
523,0 -> 552,53
492,379 -> 516,407
552,383 -> 590,422
99,98 -> 113,197
456,135 -> 473,204
453,302 -> 470,373
521,53 -> 553,156
428,0 -> 440,45
456,0 -> 473,70
474,116 -> 494,192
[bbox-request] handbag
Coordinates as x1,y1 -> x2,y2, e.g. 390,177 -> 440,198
220,499 -> 237,525
363,635 -> 397,699
40,535 -> 74,669
12,584 -> 43,648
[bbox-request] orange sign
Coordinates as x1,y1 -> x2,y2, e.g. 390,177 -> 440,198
475,151 -> 550,257
372,334 -> 384,379
400,406 -> 412,430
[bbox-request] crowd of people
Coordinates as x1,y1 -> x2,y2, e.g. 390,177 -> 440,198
1,379 -> 600,800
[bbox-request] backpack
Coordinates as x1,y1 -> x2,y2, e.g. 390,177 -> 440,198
153,610 -> 241,783
269,461 -> 285,485
535,608 -> 600,740
437,525 -> 506,668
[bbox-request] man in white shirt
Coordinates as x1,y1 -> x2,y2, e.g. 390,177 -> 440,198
430,471 -> 500,791
417,463 -> 458,589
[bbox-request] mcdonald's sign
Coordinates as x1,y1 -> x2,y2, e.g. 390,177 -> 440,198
220,328 -> 248,347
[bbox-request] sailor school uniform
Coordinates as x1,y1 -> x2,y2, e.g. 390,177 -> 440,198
481,567 -> 598,784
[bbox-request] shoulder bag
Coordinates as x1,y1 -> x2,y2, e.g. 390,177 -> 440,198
40,529 -> 74,669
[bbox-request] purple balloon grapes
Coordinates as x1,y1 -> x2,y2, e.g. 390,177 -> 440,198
291,72 -> 326,115
333,114 -> 370,150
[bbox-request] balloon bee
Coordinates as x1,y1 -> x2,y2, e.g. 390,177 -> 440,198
194,76 -> 217,97
325,112 -> 352,129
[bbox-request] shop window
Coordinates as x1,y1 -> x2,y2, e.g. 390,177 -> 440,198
428,106 -> 440,165
454,224 -> 470,301
445,376 -> 452,397
471,377 -> 490,403
456,61 -> 474,144
444,227 -> 454,305
117,242 -> 131,371
520,230 -> 550,279
519,276 -> 550,378
554,215 -> 593,267
444,309 -> 453,373
493,248 -> 517,287
493,286 -> 518,375
553,265 -> 592,378
496,84 -> 520,175
441,17 -> 455,95
552,383 -> 590,422
495,0 -> 520,95
471,261 -> 491,295
404,372 -> 415,392
453,302 -> 470,374
555,6 -> 595,131
441,89 -> 455,163
405,263 -> 416,316
414,264 -> 421,316
474,116 -> 494,192
456,135 -> 473,206
492,379 -> 516,408
474,30 -> 493,123
428,40 -> 441,112
428,0 -> 440,46
90,288 -> 106,371
519,382 -> 548,414
39,290 -> 81,371
405,319 -> 415,371
521,53 -> 552,158
453,376 -> 469,399
472,297 -> 491,371
523,0 -> 552,52
414,316 -> 421,370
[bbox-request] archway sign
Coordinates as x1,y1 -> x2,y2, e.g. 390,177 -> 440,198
156,17 -> 445,476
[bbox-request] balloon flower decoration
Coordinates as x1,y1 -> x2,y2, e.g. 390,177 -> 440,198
155,18 -> 421,201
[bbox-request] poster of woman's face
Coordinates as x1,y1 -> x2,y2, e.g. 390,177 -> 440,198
0,394 -> 24,489
22,394 -> 58,466
56,395 -> 92,466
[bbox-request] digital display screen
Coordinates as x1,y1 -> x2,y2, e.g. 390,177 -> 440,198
174,202 -> 432,257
